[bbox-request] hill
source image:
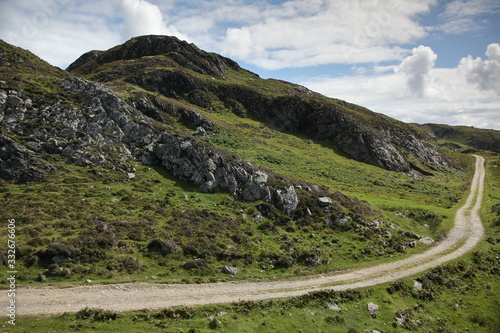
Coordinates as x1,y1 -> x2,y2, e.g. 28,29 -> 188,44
422,123 -> 500,153
0,36 -> 477,285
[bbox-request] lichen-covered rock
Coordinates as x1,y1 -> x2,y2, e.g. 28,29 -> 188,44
274,185 -> 299,214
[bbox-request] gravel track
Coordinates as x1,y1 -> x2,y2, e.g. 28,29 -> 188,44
16,155 -> 485,316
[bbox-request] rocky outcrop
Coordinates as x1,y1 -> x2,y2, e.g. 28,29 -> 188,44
67,35 -> 245,80
67,35 -> 449,173
0,73 -> 295,211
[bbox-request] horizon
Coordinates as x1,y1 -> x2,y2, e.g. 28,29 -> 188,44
1,0 -> 499,130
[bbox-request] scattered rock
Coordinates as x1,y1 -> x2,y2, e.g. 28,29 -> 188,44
419,237 -> 434,245
193,126 -> 207,137
407,240 -> 417,248
396,245 -> 407,252
306,207 -> 312,216
327,302 -> 342,312
241,171 -> 271,202
395,312 -> 405,326
318,196 -> 332,207
221,266 -> 238,275
274,185 -> 299,214
127,172 -> 135,179
52,255 -> 72,263
367,302 -> 379,317
413,280 -> 423,291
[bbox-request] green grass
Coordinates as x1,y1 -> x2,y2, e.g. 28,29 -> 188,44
0,147 -> 471,288
9,153 -> 500,333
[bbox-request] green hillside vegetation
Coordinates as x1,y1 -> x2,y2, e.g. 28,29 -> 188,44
0,38 -> 476,286
423,123 -> 500,153
2,36 -> 500,332
11,153 -> 500,333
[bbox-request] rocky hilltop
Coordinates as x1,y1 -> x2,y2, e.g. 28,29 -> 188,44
1,36 -> 457,214
67,35 -> 449,173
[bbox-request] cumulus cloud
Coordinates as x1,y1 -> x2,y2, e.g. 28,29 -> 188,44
458,43 -> 500,92
120,0 -> 187,41
396,46 -> 437,97
0,0 -> 122,68
301,44 -> 500,130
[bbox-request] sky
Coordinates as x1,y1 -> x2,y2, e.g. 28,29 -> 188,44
0,0 -> 499,130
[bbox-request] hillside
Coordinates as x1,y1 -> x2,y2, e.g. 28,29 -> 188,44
422,123 -> 500,153
0,36 -> 478,285
68,35 -> 450,174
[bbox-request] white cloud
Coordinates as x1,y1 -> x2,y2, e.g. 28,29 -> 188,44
0,0 -> 122,68
396,45 -> 437,97
458,43 -> 500,92
120,0 -> 188,41
438,0 -> 500,34
219,0 -> 435,69
301,44 -> 500,130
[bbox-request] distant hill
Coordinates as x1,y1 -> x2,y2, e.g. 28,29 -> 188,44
422,123 -> 500,153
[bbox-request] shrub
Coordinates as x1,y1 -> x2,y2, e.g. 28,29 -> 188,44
182,259 -> 208,270
76,307 -> 118,321
147,239 -> 181,255
325,315 -> 345,325
156,306 -> 196,320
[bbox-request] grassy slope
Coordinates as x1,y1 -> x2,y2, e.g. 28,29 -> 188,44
3,41 -> 498,332
11,153 -> 499,333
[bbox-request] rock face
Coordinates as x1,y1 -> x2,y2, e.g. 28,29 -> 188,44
0,41 -> 303,213
66,35 -> 450,173
1,36 -> 453,216
67,35 -> 243,80
0,76 -> 282,204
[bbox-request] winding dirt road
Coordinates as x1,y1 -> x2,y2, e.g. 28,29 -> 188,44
15,155 -> 486,316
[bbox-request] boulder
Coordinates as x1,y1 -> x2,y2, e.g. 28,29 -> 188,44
274,185 -> 299,214
241,171 -> 271,202
318,196 -> 332,207
367,302 -> 379,318
413,280 -> 423,291
221,266 -> 238,275
327,302 -> 342,312
419,237 -> 434,245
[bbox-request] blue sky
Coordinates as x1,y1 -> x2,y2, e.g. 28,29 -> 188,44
1,0 -> 499,129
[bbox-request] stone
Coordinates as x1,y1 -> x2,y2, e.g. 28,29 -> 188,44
419,237 -> 434,245
241,171 -> 271,202
413,280 -> 423,291
327,302 -> 342,312
221,266 -> 238,275
318,196 -> 332,207
367,302 -> 379,318
127,172 -> 136,179
306,207 -> 312,216
274,185 -> 299,214
193,126 -> 207,137
407,240 -> 417,248
52,255 -> 72,263
395,313 -> 405,326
